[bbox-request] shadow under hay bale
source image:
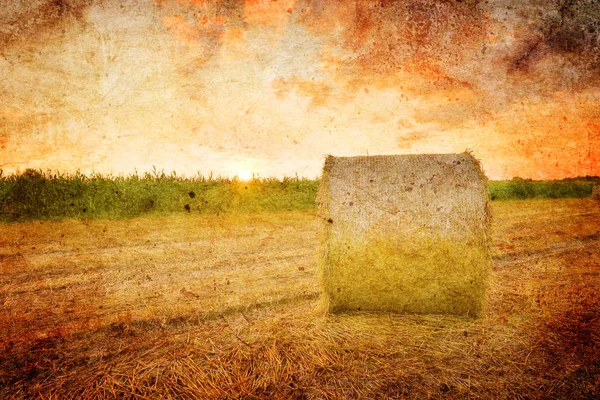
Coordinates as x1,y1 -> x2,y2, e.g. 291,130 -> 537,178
317,152 -> 492,317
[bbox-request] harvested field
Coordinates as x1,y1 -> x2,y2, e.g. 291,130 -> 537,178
1,199 -> 599,399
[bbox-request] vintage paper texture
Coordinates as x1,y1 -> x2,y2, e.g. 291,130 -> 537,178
1,0 -> 599,178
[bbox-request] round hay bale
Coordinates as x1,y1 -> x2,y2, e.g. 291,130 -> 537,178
316,152 -> 492,317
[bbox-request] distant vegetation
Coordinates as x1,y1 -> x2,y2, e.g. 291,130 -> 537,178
488,176 -> 599,201
0,169 -> 598,222
0,169 -> 318,222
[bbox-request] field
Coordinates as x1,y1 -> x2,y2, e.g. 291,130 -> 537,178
1,199 -> 599,398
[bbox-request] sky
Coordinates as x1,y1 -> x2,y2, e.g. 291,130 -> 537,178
1,0 -> 599,180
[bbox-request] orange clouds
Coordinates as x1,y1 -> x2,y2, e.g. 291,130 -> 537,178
478,96 -> 600,179
1,109 -> 24,121
221,26 -> 246,53
157,0 -> 234,47
162,14 -> 200,43
272,76 -> 335,107
243,0 -> 297,27
2,0 -> 600,180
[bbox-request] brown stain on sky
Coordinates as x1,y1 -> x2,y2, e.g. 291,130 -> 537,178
0,0 -> 599,179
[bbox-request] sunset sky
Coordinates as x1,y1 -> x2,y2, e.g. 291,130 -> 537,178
1,0 -> 599,180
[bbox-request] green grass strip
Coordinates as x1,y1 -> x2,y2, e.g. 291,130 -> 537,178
0,169 -> 598,222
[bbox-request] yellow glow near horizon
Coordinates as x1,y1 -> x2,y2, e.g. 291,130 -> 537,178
237,169 -> 253,182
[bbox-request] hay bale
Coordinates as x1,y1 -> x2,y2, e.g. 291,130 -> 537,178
592,185 -> 600,200
316,152 -> 491,317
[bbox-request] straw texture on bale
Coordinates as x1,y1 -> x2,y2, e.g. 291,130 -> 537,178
317,152 -> 491,317
592,185 -> 600,200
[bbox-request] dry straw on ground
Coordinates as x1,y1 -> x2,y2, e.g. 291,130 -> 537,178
317,152 -> 492,316
1,200 -> 599,398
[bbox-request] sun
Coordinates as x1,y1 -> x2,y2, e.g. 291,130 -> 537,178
236,169 -> 253,182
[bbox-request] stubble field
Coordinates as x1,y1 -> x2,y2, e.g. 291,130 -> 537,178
1,199 -> 599,399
